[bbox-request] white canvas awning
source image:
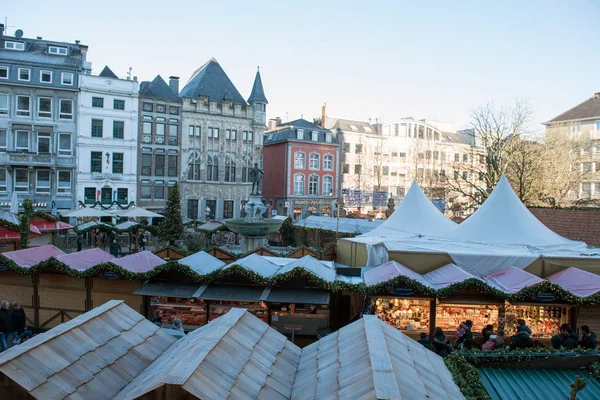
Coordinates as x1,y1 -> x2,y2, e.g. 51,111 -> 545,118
61,207 -> 115,218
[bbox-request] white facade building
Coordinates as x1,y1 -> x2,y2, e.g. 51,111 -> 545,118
76,67 -> 139,207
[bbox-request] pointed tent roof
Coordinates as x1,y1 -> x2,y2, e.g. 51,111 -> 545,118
180,58 -> 246,105
247,68 -> 268,104
362,180 -> 457,238
99,65 -> 118,79
139,75 -> 179,101
451,176 -> 584,248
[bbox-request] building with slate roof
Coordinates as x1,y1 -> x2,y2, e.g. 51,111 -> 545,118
180,59 -> 267,220
0,25 -> 89,213
544,92 -> 600,200
137,75 -> 182,212
263,118 -> 340,218
77,66 -> 139,208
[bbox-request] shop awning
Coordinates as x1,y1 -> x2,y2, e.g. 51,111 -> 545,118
31,221 -> 73,232
194,284 -> 265,302
134,281 -> 203,298
264,288 -> 330,305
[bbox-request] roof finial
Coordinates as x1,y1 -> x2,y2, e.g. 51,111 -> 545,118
257,66 -> 260,71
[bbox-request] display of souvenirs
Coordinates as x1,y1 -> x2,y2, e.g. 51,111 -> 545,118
505,304 -> 568,337
151,297 -> 208,328
372,298 -> 430,331
436,304 -> 499,334
209,301 -> 268,323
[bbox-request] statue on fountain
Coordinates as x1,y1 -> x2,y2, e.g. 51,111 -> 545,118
250,163 -> 264,195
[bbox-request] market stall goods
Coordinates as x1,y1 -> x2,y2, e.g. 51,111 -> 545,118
505,304 -> 570,338
210,301 -> 268,323
372,298 -> 430,331
436,304 -> 499,334
151,297 -> 207,328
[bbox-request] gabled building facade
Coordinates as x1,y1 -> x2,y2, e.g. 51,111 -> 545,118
262,119 -> 340,219
0,25 -> 88,213
137,75 -> 182,212
77,66 -> 139,207
179,59 -> 266,220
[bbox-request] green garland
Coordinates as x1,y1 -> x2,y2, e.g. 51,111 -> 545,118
0,217 -> 19,232
202,264 -> 268,285
456,347 -> 600,364
77,200 -> 135,210
437,278 -> 508,300
32,211 -> 58,222
445,355 -> 491,400
19,198 -> 33,249
590,362 -> 600,381
366,275 -> 436,297
268,266 -> 364,292
510,280 -> 580,304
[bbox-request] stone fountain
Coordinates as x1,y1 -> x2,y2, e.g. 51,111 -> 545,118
224,164 -> 284,252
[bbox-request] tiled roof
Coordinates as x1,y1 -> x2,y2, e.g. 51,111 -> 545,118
264,118 -> 338,145
545,93 -> 600,123
139,75 -> 180,101
0,36 -> 85,69
247,69 -> 268,104
328,117 -> 377,134
528,207 -> 600,245
180,58 -> 246,105
99,65 -> 118,78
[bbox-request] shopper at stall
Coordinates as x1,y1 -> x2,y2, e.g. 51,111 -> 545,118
417,332 -> 432,350
580,325 -> 597,349
173,318 -> 186,334
510,325 -> 534,350
455,320 -> 474,350
482,324 -> 494,342
10,301 -> 26,345
431,327 -> 452,357
516,319 -> 532,335
0,301 -> 12,352
552,324 -> 579,350
150,310 -> 163,327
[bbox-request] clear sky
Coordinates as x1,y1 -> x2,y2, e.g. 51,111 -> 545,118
4,1 -> 600,131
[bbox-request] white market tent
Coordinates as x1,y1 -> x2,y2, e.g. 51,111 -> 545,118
338,176 -> 600,277
293,215 -> 384,235
115,207 -> 163,218
61,207 -> 115,218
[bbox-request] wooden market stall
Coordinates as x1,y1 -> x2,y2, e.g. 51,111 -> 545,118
0,210 -> 42,253
29,212 -> 73,247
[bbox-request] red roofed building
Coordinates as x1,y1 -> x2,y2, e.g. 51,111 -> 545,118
528,207 -> 600,246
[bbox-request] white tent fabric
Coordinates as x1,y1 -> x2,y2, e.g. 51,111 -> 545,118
362,180 -> 457,239
178,251 -> 225,275
547,267 -> 600,297
423,263 -> 480,290
446,176 -> 586,248
275,255 -> 337,283
363,260 -> 431,287
294,215 -> 383,234
62,207 -> 114,218
483,266 -> 543,294
115,207 -> 163,218
229,253 -> 281,278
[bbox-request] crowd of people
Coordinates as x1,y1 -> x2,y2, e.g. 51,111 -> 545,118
0,300 -> 33,352
417,319 -> 598,357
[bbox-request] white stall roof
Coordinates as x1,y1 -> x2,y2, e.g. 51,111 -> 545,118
363,260 -> 431,287
227,253 -> 281,278
294,215 -> 383,234
179,251 -> 226,275
483,266 -> 543,294
276,255 -> 337,283
547,267 -> 600,298
424,263 -> 479,290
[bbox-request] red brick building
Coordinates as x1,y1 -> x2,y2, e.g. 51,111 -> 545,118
262,119 -> 340,219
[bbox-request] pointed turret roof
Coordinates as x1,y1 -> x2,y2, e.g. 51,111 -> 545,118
363,180 -> 457,238
99,66 -> 118,79
247,67 -> 268,104
139,75 -> 179,101
179,58 -> 246,105
452,176 -> 583,247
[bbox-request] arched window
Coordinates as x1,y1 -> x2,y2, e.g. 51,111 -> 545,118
323,154 -> 334,171
187,151 -> 201,180
225,154 -> 236,183
323,175 -> 333,196
294,174 -> 305,195
308,175 -> 319,195
294,152 -> 305,169
242,156 -> 252,182
207,154 -> 219,182
309,153 -> 320,170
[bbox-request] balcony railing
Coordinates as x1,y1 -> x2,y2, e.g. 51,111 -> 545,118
4,152 -> 76,167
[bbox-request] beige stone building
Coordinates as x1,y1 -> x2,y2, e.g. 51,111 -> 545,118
544,92 -> 600,200
179,59 -> 267,220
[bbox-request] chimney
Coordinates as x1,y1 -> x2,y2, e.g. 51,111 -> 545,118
267,119 -> 277,131
321,103 -> 327,128
169,76 -> 180,95
276,117 -> 282,126
80,44 -> 88,62
594,92 -> 600,99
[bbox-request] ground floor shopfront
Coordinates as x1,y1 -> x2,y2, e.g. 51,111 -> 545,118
272,197 -> 336,220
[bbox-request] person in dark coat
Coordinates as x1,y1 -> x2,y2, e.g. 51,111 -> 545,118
431,327 -> 452,357
580,325 -> 597,349
417,332 -> 432,350
0,301 -> 12,352
109,239 -> 120,257
510,325 -> 534,350
456,320 -> 474,350
10,301 -> 26,345
517,319 -> 532,335
482,324 -> 494,342
76,233 -> 83,252
552,323 -> 579,350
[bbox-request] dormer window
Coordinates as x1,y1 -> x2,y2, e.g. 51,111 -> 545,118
48,46 -> 68,55
349,124 -> 358,131
5,41 -> 25,51
311,131 -> 319,141
297,129 -> 304,140
325,133 -> 332,143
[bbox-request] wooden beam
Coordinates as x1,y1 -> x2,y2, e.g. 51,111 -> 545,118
85,277 -> 93,311
32,272 -> 39,327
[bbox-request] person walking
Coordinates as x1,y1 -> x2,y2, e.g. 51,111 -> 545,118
110,239 -> 120,257
580,325 -> 597,349
10,301 -> 26,345
139,233 -> 147,251
0,301 -> 13,352
76,233 -> 83,252
431,327 -> 452,357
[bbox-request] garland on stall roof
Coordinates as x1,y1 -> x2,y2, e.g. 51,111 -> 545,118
76,200 -> 136,210
0,217 -> 20,232
590,362 -> 600,382
437,278 -> 508,300
444,356 -> 491,400
201,264 -> 268,285
456,347 -> 600,365
268,266 -> 364,292
32,211 -> 58,222
366,275 -> 436,297
510,280 -> 579,304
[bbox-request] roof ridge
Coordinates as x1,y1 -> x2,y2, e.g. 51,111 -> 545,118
545,96 -> 597,124
363,316 -> 402,399
0,300 -> 124,366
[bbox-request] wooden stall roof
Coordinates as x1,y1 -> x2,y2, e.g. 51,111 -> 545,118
291,315 -> 465,400
153,246 -> 187,261
55,248 -> 115,271
286,246 -> 318,259
112,251 -> 166,273
2,245 -> 65,268
205,246 -> 237,264
0,300 -> 176,400
114,308 -> 302,400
